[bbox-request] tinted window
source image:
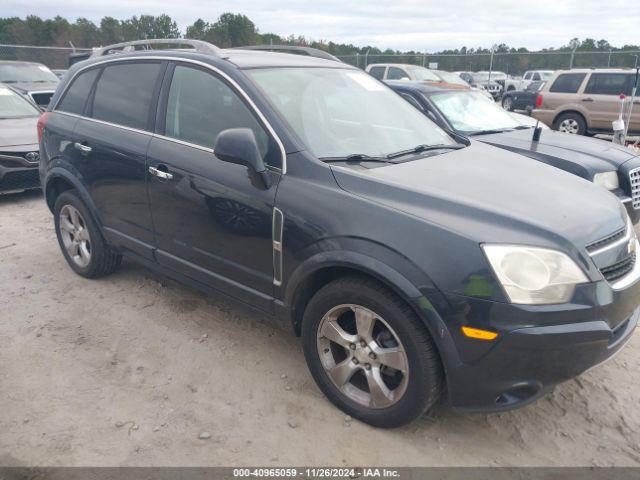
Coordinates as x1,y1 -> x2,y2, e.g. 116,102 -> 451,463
549,73 -> 586,93
523,72 -> 532,80
585,73 -> 632,96
369,66 -> 385,80
92,62 -> 162,130
532,72 -> 541,81
165,65 -> 277,167
57,68 -> 99,115
387,67 -> 409,80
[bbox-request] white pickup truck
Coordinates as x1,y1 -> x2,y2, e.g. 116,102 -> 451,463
504,70 -> 554,92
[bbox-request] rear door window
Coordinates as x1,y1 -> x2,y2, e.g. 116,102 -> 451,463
57,68 -> 100,115
91,62 -> 162,130
584,73 -> 633,96
549,73 -> 587,93
368,66 -> 386,80
531,72 -> 541,81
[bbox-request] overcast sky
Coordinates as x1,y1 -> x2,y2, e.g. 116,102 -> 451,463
3,0 -> 637,51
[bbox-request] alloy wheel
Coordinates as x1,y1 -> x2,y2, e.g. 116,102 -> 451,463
558,118 -> 580,134
316,304 -> 409,409
59,204 -> 92,268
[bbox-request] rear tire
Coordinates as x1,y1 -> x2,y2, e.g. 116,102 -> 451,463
502,96 -> 514,111
54,190 -> 121,278
301,275 -> 443,428
554,112 -> 587,135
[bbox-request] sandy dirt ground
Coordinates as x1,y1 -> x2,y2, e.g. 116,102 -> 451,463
1,190 -> 640,467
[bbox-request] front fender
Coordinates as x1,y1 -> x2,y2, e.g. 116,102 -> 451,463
280,245 -> 462,387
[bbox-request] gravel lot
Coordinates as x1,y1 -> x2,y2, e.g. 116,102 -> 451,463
1,190 -> 640,467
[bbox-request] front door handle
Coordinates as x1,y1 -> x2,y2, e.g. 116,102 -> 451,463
74,142 -> 92,153
582,98 -> 594,102
149,165 -> 174,180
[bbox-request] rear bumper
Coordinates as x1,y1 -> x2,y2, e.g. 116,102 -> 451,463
439,276 -> 640,412
0,164 -> 41,193
531,109 -> 555,128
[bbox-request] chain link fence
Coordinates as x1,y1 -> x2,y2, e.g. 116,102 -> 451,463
0,44 -> 91,69
1,44 -> 639,76
337,51 -> 640,74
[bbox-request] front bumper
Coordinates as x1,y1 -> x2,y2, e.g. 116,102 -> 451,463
440,273 -> 640,412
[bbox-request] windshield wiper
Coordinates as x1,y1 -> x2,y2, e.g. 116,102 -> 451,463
469,128 -> 513,136
385,143 -> 466,159
514,125 -> 534,130
320,153 -> 397,164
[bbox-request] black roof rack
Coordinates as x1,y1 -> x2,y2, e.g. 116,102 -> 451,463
90,38 -> 222,58
232,45 -> 340,62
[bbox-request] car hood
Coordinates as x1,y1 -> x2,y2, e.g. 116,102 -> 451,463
475,128 -> 639,178
331,141 -> 625,250
0,117 -> 39,147
7,82 -> 58,94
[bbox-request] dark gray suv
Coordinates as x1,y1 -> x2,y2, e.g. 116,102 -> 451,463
39,39 -> 638,427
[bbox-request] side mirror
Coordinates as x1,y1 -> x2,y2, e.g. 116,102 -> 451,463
214,128 -> 272,188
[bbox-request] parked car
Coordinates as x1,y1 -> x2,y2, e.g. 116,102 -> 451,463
366,63 -> 470,90
430,69 -> 493,100
501,81 -> 546,112
0,85 -> 41,194
0,61 -> 59,109
40,39 -> 639,428
533,68 -> 640,135
458,72 -> 502,99
388,81 -> 640,223
504,70 -> 554,92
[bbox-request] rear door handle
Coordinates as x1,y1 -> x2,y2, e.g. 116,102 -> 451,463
149,165 -> 174,180
582,98 -> 594,102
74,142 -> 92,153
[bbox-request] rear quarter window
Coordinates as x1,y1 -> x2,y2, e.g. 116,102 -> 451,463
549,73 -> 587,93
584,73 -> 633,96
56,68 -> 100,115
91,62 -> 162,130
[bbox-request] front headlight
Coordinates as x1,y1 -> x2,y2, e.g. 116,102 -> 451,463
482,244 -> 588,304
593,171 -> 619,191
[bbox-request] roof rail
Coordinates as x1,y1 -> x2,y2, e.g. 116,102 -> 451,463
90,38 -> 222,58
232,45 -> 341,62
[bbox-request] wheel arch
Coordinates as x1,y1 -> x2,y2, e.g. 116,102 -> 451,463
44,168 -> 101,225
284,251 -> 436,337
552,109 -> 588,129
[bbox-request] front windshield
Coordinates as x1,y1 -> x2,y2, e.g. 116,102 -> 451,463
247,68 -> 456,159
435,71 -> 469,86
0,87 -> 40,118
430,90 -> 521,133
408,67 -> 441,82
0,63 -> 59,83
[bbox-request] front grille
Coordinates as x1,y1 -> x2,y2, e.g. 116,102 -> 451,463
0,169 -> 40,191
0,151 -> 39,167
629,167 -> 640,209
586,228 -> 626,254
600,254 -> 636,282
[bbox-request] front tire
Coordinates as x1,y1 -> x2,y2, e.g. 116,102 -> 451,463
54,190 -> 121,278
301,276 -> 443,428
